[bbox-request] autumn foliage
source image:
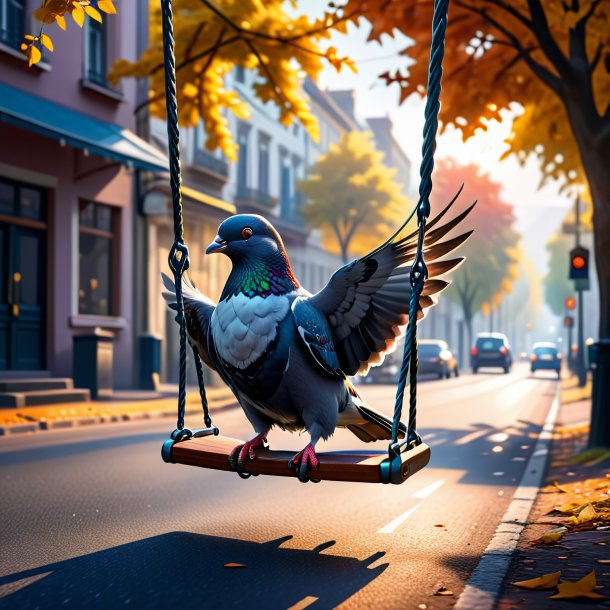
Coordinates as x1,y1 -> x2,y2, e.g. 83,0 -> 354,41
431,159 -> 520,340
298,131 -> 409,262
22,0 -> 116,66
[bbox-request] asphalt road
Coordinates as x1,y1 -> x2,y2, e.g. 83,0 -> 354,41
0,364 -> 558,610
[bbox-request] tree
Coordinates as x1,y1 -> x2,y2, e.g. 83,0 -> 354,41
432,159 -> 521,348
298,131 -> 409,262
544,232 -> 575,315
344,0 -> 610,345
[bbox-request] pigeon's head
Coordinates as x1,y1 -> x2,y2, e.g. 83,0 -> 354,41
206,214 -> 285,262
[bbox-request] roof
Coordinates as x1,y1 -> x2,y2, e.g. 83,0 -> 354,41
0,82 -> 169,173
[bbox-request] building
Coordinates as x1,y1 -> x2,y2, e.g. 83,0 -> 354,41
0,0 -> 166,397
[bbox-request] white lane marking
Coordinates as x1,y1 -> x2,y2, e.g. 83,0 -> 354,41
286,596 -> 319,610
377,479 -> 445,533
455,428 -> 489,446
454,390 -> 560,610
412,478 -> 445,498
377,503 -> 421,534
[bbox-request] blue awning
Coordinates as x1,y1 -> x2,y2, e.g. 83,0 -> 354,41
0,82 -> 169,173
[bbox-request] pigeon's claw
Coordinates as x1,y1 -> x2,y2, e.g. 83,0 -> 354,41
288,443 -> 320,483
228,433 -> 268,477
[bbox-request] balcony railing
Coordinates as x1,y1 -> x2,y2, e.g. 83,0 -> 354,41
193,149 -> 229,178
236,186 -> 278,209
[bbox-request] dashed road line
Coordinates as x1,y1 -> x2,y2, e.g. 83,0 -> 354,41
377,478 -> 445,534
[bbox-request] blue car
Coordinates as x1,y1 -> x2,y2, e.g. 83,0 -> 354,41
530,342 -> 561,378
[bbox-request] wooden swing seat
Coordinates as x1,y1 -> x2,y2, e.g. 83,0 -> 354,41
165,434 -> 430,483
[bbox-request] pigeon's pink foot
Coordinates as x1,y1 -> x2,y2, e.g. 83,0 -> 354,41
288,443 -> 320,483
228,432 -> 268,474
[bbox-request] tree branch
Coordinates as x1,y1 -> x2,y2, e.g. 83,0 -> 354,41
526,0 -> 573,79
455,1 -> 564,95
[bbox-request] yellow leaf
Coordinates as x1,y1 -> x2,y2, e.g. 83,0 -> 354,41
434,586 -> 453,596
56,15 -> 66,30
97,0 -> 117,14
224,563 -> 246,568
549,570 -> 608,600
84,5 -> 102,22
512,571 -> 561,590
41,33 -> 54,52
71,3 -> 85,27
24,34 -> 35,40
27,45 -> 42,67
554,502 -> 580,514
553,480 -> 569,493
576,503 -> 598,523
535,527 -> 567,544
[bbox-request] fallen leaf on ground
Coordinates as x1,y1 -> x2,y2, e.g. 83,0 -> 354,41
224,563 -> 247,568
512,571 -> 561,590
553,481 -> 569,493
568,503 -> 598,525
549,570 -> 608,600
434,524 -> 444,527
553,502 -> 580,514
596,559 -> 610,564
434,586 -> 454,596
534,527 -> 567,544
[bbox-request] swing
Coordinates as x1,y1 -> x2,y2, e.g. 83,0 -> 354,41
159,0 -> 450,484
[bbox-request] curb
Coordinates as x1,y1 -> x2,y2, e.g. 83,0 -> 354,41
0,396 -> 238,436
455,389 -> 561,610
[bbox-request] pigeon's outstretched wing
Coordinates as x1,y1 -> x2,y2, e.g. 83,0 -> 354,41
304,196 -> 475,376
161,272 -> 217,370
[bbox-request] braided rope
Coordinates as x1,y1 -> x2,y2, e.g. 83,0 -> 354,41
390,0 -> 449,448
160,0 -> 190,431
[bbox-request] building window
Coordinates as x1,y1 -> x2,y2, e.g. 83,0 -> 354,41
85,13 -> 107,86
0,177 -> 46,221
237,123 -> 249,190
258,133 -> 270,195
235,65 -> 245,84
78,201 -> 117,316
0,0 -> 25,50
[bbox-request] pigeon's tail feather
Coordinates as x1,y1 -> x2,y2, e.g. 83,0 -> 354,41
338,381 -> 406,442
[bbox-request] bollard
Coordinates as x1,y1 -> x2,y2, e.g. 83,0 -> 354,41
73,328 -> 114,399
138,334 -> 162,390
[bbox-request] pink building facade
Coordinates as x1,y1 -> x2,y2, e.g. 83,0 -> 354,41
0,0 -> 166,388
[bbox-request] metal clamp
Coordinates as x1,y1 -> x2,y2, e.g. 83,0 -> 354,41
161,425 -> 219,463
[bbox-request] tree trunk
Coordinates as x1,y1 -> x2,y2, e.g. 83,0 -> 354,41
563,97 -> 610,447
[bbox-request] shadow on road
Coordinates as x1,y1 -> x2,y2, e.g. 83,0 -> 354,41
0,532 -> 388,609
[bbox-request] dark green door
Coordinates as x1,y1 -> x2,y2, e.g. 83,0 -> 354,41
0,223 -> 46,370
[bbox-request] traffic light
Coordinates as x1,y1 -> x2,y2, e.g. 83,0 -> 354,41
565,296 -> 576,310
564,315 -> 574,328
569,246 -> 589,280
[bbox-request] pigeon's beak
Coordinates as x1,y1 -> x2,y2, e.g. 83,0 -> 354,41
206,235 -> 227,255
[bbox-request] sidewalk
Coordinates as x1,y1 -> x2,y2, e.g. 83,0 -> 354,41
497,375 -> 610,609
0,385 -> 237,435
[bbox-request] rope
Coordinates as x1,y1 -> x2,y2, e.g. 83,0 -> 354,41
160,0 -> 190,432
390,0 -> 450,449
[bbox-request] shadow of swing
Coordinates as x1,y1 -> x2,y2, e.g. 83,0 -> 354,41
0,532 -> 388,609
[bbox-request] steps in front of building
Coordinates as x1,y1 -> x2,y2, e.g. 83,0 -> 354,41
0,385 -> 91,408
0,378 -> 74,393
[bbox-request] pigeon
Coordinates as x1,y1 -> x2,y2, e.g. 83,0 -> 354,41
162,196 -> 473,481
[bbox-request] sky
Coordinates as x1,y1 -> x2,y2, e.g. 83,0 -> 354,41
309,9 -> 574,277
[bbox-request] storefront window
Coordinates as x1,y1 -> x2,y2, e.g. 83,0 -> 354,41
78,201 -> 117,316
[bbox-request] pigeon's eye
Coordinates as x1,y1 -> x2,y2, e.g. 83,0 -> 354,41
241,227 -> 254,240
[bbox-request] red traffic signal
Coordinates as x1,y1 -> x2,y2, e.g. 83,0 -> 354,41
565,297 -> 576,310
569,246 -> 589,280
564,315 -> 574,328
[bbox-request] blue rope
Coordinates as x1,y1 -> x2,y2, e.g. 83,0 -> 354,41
160,0 -> 190,433
390,0 -> 450,449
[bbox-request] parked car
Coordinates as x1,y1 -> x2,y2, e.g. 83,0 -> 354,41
530,342 -> 561,378
418,340 -> 459,379
471,333 -> 512,374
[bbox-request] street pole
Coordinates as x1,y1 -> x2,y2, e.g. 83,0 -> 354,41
575,196 -> 587,387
